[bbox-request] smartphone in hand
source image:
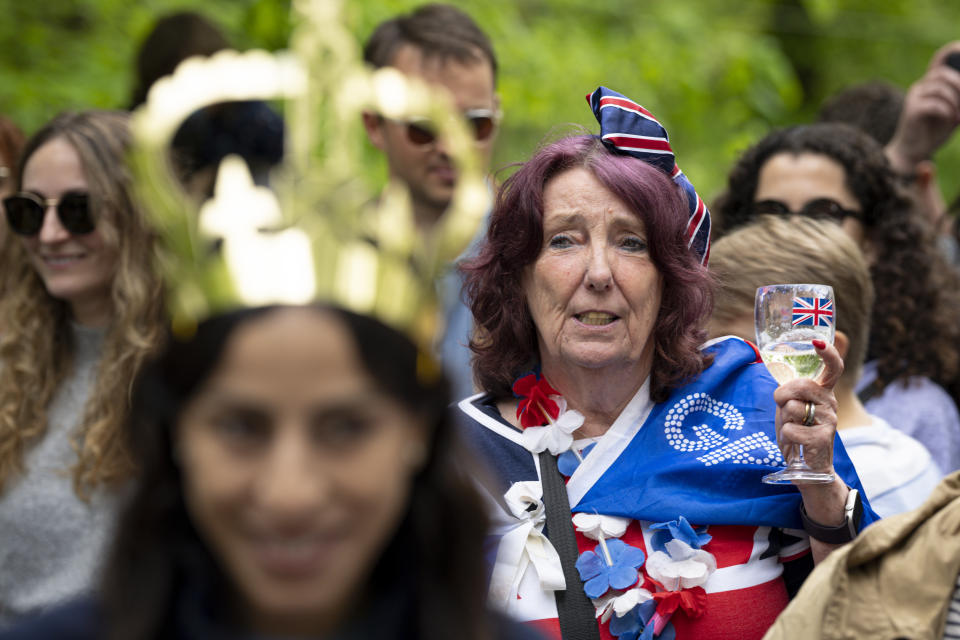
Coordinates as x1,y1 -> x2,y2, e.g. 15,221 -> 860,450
945,51 -> 960,72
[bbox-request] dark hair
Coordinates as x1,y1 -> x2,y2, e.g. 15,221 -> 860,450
129,12 -> 283,196
720,123 -> 902,234
101,305 -> 494,640
130,11 -> 229,109
718,123 -> 960,396
817,81 -> 904,146
363,3 -> 497,85
464,135 -> 712,403
0,114 -> 24,183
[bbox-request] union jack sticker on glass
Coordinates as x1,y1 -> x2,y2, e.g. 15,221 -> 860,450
754,284 -> 835,385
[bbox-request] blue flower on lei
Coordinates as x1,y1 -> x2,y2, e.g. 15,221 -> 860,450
575,538 -> 646,599
608,599 -> 676,640
649,516 -> 711,553
557,442 -> 597,476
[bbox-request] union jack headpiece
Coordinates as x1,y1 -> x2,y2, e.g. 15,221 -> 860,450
792,297 -> 834,327
587,87 -> 711,265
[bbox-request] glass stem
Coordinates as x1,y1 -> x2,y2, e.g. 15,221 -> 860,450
787,443 -> 808,468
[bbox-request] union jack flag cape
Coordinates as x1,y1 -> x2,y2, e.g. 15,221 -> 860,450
459,337 -> 878,531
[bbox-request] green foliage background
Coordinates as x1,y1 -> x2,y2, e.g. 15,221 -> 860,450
3,0 -> 960,205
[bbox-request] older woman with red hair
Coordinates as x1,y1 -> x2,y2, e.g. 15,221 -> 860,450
456,88 -> 877,640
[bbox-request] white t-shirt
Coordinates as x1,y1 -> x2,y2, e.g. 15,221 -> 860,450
838,415 -> 943,519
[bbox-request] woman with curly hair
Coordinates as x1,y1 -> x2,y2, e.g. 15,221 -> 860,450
0,111 -> 165,624
717,122 -> 960,473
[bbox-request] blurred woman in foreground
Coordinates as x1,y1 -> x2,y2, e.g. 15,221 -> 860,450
2,305 -> 544,640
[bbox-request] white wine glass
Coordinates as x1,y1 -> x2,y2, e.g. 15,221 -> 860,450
755,283 -> 836,485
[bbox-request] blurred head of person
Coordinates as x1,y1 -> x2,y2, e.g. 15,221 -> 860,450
129,11 -> 284,202
817,80 -> 951,234
129,11 -> 229,110
708,214 -> 874,392
717,122 -> 960,394
817,81 -> 905,146
102,305 -> 495,639
362,3 -> 500,227
0,110 -> 164,495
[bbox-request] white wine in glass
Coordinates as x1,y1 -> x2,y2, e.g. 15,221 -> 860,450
755,283 -> 836,485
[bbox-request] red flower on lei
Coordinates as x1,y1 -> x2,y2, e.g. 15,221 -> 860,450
512,373 -> 561,428
641,576 -> 707,636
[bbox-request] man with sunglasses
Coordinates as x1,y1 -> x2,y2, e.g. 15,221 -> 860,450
362,4 -> 500,400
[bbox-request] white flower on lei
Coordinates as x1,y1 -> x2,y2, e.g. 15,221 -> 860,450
572,512 -> 631,541
593,586 -> 654,623
519,397 -> 584,455
644,538 -> 717,591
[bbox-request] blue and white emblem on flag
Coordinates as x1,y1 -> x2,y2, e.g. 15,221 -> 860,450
574,338 -> 877,530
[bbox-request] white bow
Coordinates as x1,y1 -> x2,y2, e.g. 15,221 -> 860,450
488,481 -> 566,609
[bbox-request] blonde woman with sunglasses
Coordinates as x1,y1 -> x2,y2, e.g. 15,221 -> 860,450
0,111 -> 165,626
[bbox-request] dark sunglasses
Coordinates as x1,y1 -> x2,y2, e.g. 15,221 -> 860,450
3,191 -> 94,236
399,108 -> 500,146
752,198 -> 863,222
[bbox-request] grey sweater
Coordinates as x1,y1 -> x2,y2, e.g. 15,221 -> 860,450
0,324 -> 125,626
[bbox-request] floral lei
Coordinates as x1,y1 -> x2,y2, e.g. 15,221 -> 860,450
510,371 -> 717,639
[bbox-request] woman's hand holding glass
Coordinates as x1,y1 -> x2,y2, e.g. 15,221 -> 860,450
756,283 -> 838,484
773,340 -> 854,562
772,339 -> 843,481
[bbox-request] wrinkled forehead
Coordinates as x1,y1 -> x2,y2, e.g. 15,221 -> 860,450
542,167 -> 646,229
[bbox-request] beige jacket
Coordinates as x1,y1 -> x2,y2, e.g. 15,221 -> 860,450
763,471 -> 960,640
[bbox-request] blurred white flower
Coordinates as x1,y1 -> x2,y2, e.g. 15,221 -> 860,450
645,539 -> 717,591
593,587 -> 654,623
572,512 -> 631,541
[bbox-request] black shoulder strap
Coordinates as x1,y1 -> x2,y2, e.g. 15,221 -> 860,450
538,451 -> 602,640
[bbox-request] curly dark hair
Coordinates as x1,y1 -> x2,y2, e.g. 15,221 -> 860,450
718,123 -> 960,397
463,135 -> 713,403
